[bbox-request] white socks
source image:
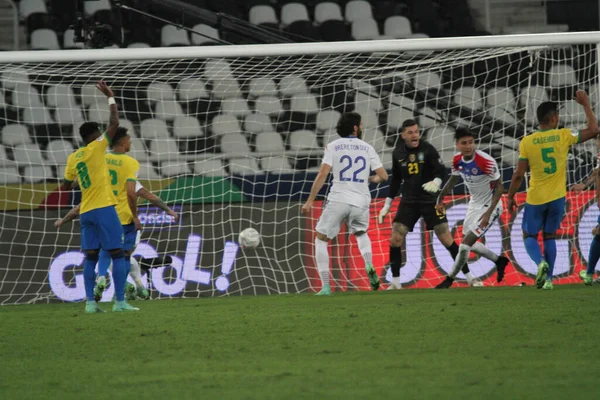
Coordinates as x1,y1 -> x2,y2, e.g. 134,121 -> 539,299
450,244 -> 472,278
391,276 -> 401,287
471,242 -> 499,262
355,233 -> 373,266
129,257 -> 144,288
315,238 -> 330,287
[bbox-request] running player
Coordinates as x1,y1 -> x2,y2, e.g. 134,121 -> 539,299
435,128 -> 509,288
301,112 -> 388,295
507,90 -> 598,289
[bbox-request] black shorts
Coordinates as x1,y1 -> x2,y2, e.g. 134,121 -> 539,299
393,202 -> 448,232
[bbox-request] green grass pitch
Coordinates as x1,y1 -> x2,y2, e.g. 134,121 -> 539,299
1,285 -> 599,400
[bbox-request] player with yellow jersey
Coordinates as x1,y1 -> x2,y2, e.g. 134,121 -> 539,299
507,90 -> 598,290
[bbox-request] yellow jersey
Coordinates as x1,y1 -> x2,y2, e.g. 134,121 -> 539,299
518,128 -> 580,205
64,133 -> 116,214
104,152 -> 140,225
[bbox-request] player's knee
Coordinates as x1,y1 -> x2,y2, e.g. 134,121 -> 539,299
542,232 -> 557,241
85,251 -> 99,262
522,231 -> 537,240
108,249 -> 125,259
458,243 -> 471,253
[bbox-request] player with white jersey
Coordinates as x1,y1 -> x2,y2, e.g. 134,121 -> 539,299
302,112 -> 388,295
435,128 -> 509,288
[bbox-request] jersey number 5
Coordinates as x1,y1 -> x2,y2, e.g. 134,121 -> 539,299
408,162 -> 419,175
339,155 -> 366,183
541,147 -> 557,174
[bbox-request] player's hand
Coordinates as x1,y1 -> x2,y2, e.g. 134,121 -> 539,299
167,209 -> 179,222
507,197 -> 518,214
133,217 -> 142,231
435,202 -> 446,215
575,89 -> 590,106
301,200 -> 313,214
54,218 -> 64,229
96,80 -> 114,98
422,179 -> 441,194
570,183 -> 586,192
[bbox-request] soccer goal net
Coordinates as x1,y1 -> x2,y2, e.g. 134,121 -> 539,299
1,33 -> 600,304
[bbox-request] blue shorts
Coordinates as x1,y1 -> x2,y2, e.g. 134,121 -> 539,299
522,197 -> 566,236
80,205 -> 124,251
122,223 -> 137,252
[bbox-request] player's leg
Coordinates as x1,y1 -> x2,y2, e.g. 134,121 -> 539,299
349,205 -> 379,290
93,250 -> 111,302
80,211 -> 104,313
522,203 -> 547,289
541,197 -> 566,290
581,222 -> 600,285
388,203 -> 418,290
121,223 -> 137,300
466,205 -> 509,282
313,202 -> 346,295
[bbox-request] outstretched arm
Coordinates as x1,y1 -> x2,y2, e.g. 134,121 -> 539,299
96,81 -> 119,140
137,187 -> 179,222
301,163 -> 332,214
576,89 -> 599,143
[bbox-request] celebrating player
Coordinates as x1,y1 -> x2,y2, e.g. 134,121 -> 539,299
378,119 -> 482,289
59,81 -> 133,313
301,112 -> 388,295
507,90 -> 598,290
435,128 -> 509,288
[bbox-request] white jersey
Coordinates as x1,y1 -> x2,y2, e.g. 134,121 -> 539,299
451,150 -> 500,207
322,137 -> 383,208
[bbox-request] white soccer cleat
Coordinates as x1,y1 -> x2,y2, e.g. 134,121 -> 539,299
386,283 -> 402,290
469,279 -> 484,287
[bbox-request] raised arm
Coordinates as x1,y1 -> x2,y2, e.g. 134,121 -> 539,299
96,81 -> 119,140
576,90 -> 599,143
301,163 -> 332,214
136,187 -> 179,222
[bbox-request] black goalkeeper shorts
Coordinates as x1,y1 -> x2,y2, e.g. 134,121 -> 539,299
393,202 -> 448,232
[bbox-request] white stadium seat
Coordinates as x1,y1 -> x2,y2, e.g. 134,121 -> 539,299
561,100 -> 587,126
249,5 -> 278,25
281,3 -> 310,26
138,163 -> 160,180
212,114 -> 242,136
129,138 -> 149,162
289,130 -> 319,151
154,100 -> 184,121
0,167 -> 20,184
426,126 -> 456,152
46,84 -> 77,108
30,29 -> 60,50
191,24 -> 220,45
84,0 -> 111,16
418,107 -> 438,131
146,82 -> 176,102
384,16 -> 412,39
204,59 -> 234,82
148,138 -> 181,161
220,133 -> 251,154
47,140 -> 74,164
244,113 -> 274,134
415,72 -> 442,92
249,77 -> 278,98
221,97 -> 251,118
454,86 -> 483,110
12,83 -> 42,108
355,108 -> 378,130
549,64 -> 577,87
87,103 -> 110,122
160,161 -> 190,177
279,75 -> 309,97
2,124 -> 32,146
13,143 -> 45,164
177,78 -> 209,101
519,85 -> 549,108
261,156 -> 294,173
389,94 -> 415,112
54,106 -> 84,126
211,78 -> 242,99
439,150 -> 456,166
140,118 -> 169,140
24,107 -> 52,125
80,84 -> 105,107
19,0 -> 47,19
355,92 -> 382,113
2,68 -> 29,90
161,25 -> 191,47
486,87 -> 516,111
227,158 -> 262,175
193,158 -> 227,177
381,151 -> 393,170
362,128 -> 387,150
63,29 -> 85,49
22,165 -> 52,183
387,106 -> 414,131
254,96 -> 283,116
316,109 -> 341,132
345,1 -> 373,23
351,19 -> 380,41
322,129 -> 338,145
290,94 -> 320,114
315,2 -> 343,24
488,108 -> 517,125
255,131 -> 285,153
173,116 -> 204,138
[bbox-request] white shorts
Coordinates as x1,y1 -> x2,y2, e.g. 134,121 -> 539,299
463,202 -> 502,238
315,201 -> 369,239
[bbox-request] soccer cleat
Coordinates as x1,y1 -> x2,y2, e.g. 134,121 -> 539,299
315,285 -> 332,296
469,279 -> 484,287
125,282 -> 137,301
579,271 -> 593,286
85,301 -> 105,313
365,263 -> 380,291
93,276 -> 107,302
435,277 -> 454,289
386,283 -> 402,290
136,286 -> 150,300
542,280 -> 553,290
535,261 -> 549,289
495,256 -> 509,282
112,301 -> 139,312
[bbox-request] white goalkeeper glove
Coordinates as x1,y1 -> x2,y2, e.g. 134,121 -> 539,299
422,178 -> 442,194
378,197 -> 394,224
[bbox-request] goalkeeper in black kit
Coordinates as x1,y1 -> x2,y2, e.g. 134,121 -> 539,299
377,119 -> 482,289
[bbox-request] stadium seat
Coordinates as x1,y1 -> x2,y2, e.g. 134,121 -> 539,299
19,0 -> 47,19
46,84 -> 77,108
588,83 -> 600,105
561,100 -> 587,125
316,109 -> 341,132
22,165 -> 52,183
140,119 -> 169,140
160,161 -> 190,177
13,143 -> 45,164
212,114 -> 242,136
2,68 -> 29,90
221,98 -> 251,118
353,108 -> 378,130
161,25 -> 191,47
281,3 -> 310,26
173,116 -> 204,138
255,131 -> 285,153
345,1 -> 373,23
30,29 -> 60,50
24,107 -> 52,125
290,94 -> 319,114
63,29 -> 85,49
154,100 -> 185,121
355,92 -> 382,113
80,84 -> 105,107
220,132 -> 251,155
87,103 -> 110,123
148,138 -> 181,161
177,78 -> 209,101
322,129 -> 338,145
137,162 -> 160,180
487,108 -> 517,125
204,59 -> 235,82
127,42 -> 151,49
519,85 -> 549,108
54,106 -> 84,126
261,156 -> 294,173
191,24 -> 220,45
415,72 -> 442,92
502,148 -> 519,168
249,5 -> 278,25
228,158 -> 262,175
84,0 -> 111,16
362,128 -> 387,150
245,113 -> 274,134
212,78 -> 242,100
249,77 -> 278,98
380,151 -> 393,170
254,96 -> 283,116
46,140 -> 74,164
439,150 -> 456,166
454,86 -> 483,110
289,130 -> 319,151
279,75 -> 308,97
193,158 -> 227,177
0,166 -> 20,184
12,83 -> 42,108
427,126 -> 456,152
2,124 -> 32,146
549,64 -> 577,87
418,107 -> 438,131
387,105 -> 414,132
384,16 -> 412,39
319,20 -> 350,42
486,87 -> 516,111
130,138 -> 149,162
314,2 -> 343,24
351,19 -> 380,40
146,82 -> 176,103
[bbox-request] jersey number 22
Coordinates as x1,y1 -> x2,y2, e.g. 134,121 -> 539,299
339,155 -> 366,183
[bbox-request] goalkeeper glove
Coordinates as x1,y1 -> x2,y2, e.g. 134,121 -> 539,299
422,178 -> 442,194
378,197 -> 394,224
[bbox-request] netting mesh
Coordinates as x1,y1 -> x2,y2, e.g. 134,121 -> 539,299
1,41 -> 599,304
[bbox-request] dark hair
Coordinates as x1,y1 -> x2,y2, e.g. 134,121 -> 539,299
111,127 -> 129,148
79,122 -> 100,142
401,119 -> 418,132
336,112 -> 362,137
455,127 -> 475,142
536,102 -> 559,124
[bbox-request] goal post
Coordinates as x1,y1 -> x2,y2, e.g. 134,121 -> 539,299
1,32 -> 600,304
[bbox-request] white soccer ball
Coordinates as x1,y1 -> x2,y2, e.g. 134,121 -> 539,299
238,228 -> 261,249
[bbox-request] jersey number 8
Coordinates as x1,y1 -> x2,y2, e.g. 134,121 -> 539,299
76,162 -> 91,189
